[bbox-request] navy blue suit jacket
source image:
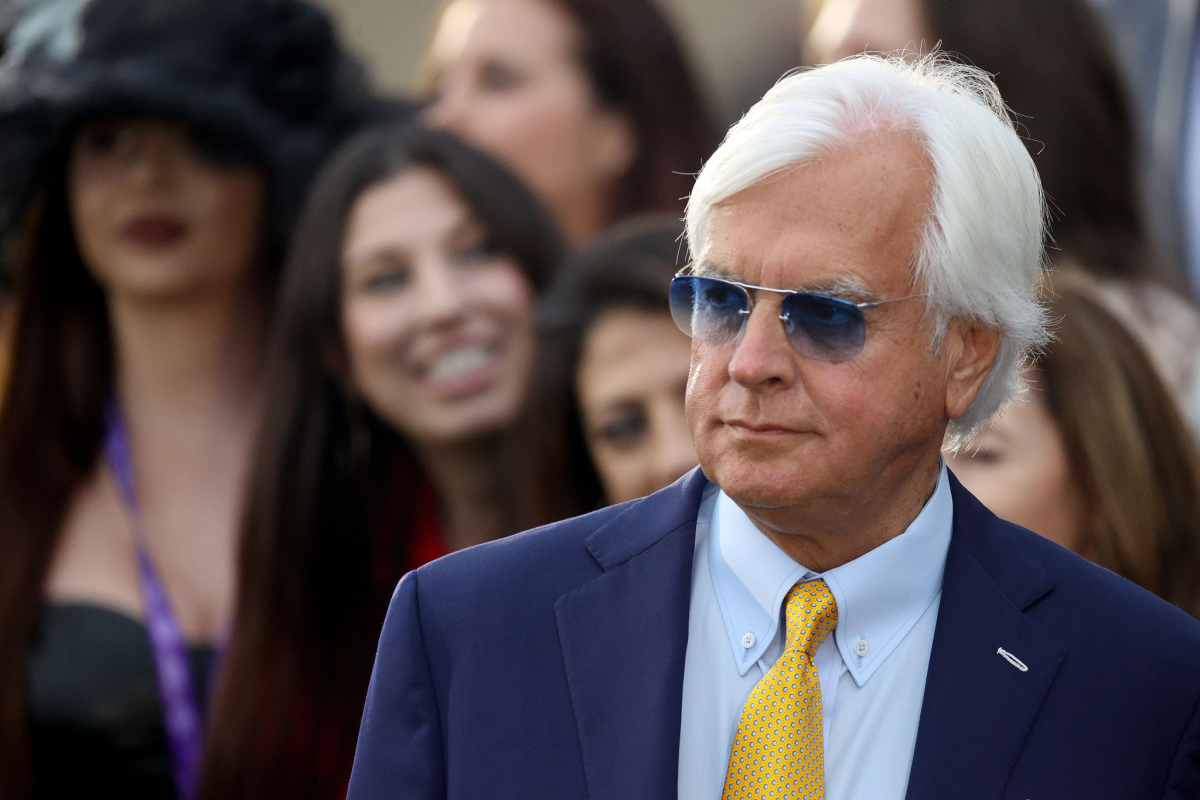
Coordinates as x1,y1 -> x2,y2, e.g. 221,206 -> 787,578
348,468 -> 1200,799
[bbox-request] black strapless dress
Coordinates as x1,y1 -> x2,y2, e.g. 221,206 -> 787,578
26,603 -> 214,799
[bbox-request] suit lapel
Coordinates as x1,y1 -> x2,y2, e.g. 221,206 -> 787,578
904,475 -> 1067,800
555,468 -> 708,800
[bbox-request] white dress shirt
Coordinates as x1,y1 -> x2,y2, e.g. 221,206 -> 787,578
677,464 -> 954,800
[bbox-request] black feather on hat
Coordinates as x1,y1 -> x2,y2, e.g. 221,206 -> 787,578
0,0 -> 412,243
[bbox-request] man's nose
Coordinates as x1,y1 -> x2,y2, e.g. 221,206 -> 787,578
726,299 -> 798,389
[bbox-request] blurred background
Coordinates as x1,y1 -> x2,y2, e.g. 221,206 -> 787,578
315,0 -> 803,127
4,0 -> 1200,798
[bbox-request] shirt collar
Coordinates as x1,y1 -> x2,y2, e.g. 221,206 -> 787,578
707,462 -> 954,686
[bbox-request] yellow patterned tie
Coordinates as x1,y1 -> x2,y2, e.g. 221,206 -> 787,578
721,579 -> 839,800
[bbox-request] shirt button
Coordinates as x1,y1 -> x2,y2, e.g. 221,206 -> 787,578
741,632 -> 756,649
854,639 -> 871,656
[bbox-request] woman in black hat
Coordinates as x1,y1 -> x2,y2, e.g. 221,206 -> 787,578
0,0 -> 391,797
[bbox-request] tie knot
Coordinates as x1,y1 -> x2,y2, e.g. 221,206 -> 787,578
783,579 -> 838,657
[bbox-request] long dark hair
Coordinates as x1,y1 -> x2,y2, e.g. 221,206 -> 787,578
522,214 -> 682,526
0,173 -> 112,799
1038,272 -> 1200,617
199,124 -> 563,800
421,0 -> 717,219
922,0 -> 1151,280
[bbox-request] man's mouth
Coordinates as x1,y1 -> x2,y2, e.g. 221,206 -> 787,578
724,418 -> 804,435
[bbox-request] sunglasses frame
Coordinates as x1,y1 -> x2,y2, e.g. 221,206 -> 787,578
670,271 -> 928,362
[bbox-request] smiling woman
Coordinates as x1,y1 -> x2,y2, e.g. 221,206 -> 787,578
200,123 -> 563,799
339,166 -> 536,443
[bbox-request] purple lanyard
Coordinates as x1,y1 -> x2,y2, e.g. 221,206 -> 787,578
103,400 -> 207,800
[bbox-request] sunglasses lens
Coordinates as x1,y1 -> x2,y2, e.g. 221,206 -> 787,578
669,276 -> 749,346
780,293 -> 867,362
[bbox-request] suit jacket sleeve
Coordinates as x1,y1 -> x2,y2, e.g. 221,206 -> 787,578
1165,692 -> 1200,799
347,570 -> 446,800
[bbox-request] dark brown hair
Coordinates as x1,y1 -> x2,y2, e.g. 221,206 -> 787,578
0,178 -> 112,799
923,0 -> 1152,279
421,0 -> 717,220
1038,272 -> 1200,617
522,214 -> 682,526
199,123 -> 563,800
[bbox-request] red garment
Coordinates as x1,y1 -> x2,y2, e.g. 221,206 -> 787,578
406,478 -> 449,567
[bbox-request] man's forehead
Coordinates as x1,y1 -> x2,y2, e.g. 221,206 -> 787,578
693,136 -> 930,295
693,195 -> 876,295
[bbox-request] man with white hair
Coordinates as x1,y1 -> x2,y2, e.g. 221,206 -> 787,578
348,56 -> 1200,800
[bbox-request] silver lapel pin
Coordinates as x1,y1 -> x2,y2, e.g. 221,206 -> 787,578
997,646 -> 1029,672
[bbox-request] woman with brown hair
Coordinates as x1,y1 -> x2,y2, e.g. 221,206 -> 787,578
419,0 -> 717,244
200,123 -> 563,800
0,0 -> 383,797
523,215 -> 697,525
947,273 -> 1200,618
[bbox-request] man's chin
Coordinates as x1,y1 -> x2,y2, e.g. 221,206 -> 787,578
704,459 -> 812,510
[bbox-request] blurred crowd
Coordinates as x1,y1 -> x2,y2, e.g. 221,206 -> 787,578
0,0 -> 1199,797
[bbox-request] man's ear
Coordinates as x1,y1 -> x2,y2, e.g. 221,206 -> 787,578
944,319 -> 1001,420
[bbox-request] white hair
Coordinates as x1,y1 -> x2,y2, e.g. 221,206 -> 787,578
685,54 -> 1051,449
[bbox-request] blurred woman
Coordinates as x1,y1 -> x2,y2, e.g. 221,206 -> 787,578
419,0 -> 716,244
805,0 -> 1200,432
524,215 -> 696,525
947,274 -> 1200,619
200,124 -> 562,799
0,0 -> 380,797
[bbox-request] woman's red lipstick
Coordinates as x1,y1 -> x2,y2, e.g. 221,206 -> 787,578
122,215 -> 188,247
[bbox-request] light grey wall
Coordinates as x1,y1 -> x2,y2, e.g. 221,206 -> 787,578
315,0 -> 803,128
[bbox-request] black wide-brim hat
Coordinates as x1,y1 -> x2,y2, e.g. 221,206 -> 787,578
0,0 -> 411,243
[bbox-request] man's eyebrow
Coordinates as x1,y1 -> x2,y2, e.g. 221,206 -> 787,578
802,278 -> 877,303
685,260 -> 736,281
685,261 -> 878,303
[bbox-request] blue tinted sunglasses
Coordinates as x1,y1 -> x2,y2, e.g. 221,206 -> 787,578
669,273 -> 927,363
